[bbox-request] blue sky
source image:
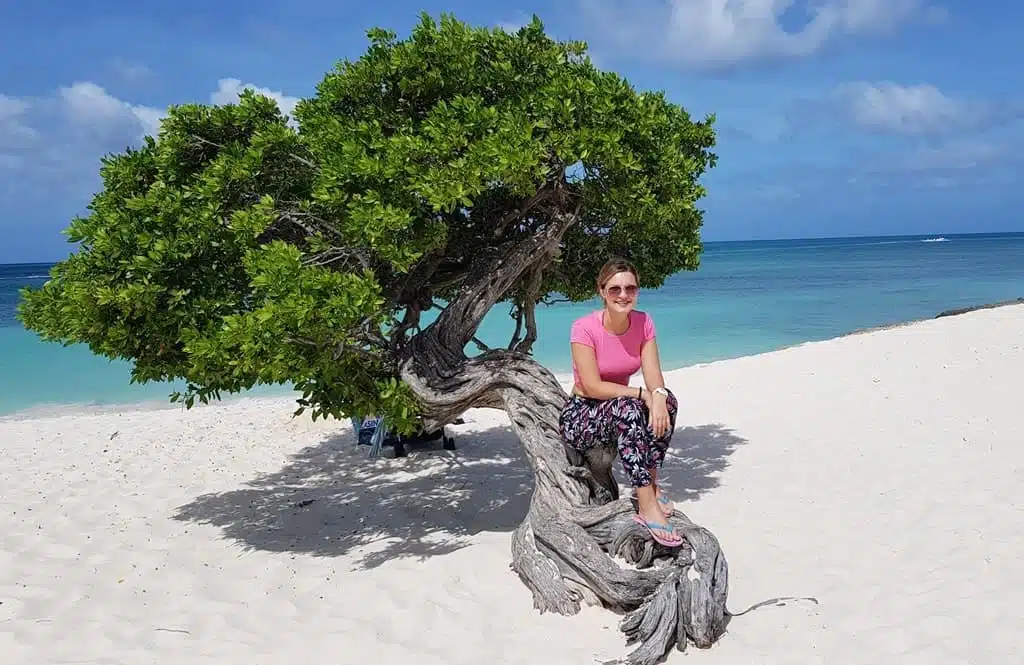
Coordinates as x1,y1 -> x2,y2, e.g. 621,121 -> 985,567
1,0 -> 1021,263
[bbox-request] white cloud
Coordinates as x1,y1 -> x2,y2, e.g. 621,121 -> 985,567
1,77 -> 300,152
0,83 -> 164,201
1,77 -> 305,260
785,80 -> 1022,140
496,11 -> 533,33
831,82 -> 1019,135
3,77 -> 301,159
0,77 -> 302,206
211,78 -> 300,120
836,82 -> 963,134
582,0 -> 942,67
59,81 -> 164,138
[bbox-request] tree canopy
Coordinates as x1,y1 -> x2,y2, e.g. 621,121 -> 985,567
19,13 -> 716,431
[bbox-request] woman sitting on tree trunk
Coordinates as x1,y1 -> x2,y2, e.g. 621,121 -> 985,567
559,258 -> 681,547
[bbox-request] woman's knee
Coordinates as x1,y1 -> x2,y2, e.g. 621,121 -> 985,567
661,388 -> 679,414
610,396 -> 647,422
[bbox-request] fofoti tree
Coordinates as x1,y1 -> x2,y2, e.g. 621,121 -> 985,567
19,14 -> 727,664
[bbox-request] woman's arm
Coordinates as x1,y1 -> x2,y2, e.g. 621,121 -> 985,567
641,337 -> 672,437
572,343 -> 645,400
640,337 -> 667,394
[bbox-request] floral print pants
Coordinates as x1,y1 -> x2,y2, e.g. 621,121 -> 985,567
558,389 -> 679,488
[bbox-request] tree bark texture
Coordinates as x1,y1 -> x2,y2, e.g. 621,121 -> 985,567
396,182 -> 729,663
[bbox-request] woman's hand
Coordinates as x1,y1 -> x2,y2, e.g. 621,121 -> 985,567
649,391 -> 671,438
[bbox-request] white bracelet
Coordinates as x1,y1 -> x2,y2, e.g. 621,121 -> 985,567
653,387 -> 669,397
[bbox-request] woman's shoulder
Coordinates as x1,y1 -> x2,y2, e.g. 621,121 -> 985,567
572,309 -> 602,327
569,310 -> 601,344
569,310 -> 602,338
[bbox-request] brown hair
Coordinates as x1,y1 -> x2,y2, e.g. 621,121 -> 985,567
596,257 -> 639,291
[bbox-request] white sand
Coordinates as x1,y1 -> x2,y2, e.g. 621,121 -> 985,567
2,304 -> 1022,665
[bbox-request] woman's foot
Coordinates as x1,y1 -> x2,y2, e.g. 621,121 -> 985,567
632,486 -> 682,547
632,512 -> 682,547
633,485 -> 674,517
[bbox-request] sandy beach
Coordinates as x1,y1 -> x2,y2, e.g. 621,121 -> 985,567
2,303 -> 1022,665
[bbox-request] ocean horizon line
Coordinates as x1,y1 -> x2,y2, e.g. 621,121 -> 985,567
4,229 -> 1023,268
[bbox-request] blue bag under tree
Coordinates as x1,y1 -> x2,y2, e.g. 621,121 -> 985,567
350,415 -> 456,458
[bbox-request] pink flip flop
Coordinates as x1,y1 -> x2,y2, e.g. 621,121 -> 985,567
632,514 -> 683,547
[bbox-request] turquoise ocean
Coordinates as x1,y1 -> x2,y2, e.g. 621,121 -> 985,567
2,232 -> 1022,416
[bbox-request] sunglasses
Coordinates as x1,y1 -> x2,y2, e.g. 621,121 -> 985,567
605,284 -> 638,296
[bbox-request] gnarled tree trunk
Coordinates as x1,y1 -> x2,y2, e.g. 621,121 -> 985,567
401,344 -> 729,664
396,193 -> 731,664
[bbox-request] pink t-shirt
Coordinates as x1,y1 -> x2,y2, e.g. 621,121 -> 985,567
570,309 -> 656,387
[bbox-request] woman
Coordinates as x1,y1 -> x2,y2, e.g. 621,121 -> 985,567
559,258 -> 681,547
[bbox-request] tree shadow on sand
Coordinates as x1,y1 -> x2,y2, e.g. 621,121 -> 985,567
172,418 -> 748,569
